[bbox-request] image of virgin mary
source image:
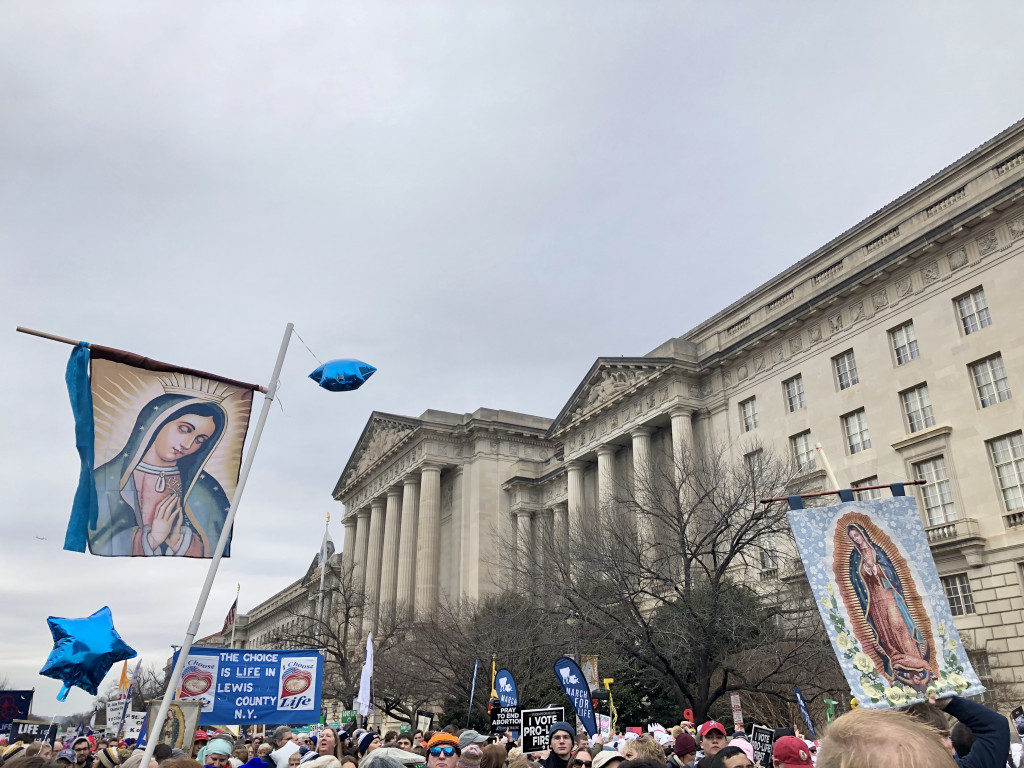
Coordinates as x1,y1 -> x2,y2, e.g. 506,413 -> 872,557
845,522 -> 934,691
89,391 -> 232,557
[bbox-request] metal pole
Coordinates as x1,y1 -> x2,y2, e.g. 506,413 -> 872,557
467,659 -> 479,729
814,442 -> 842,494
138,323 -> 292,768
230,583 -> 240,650
316,514 -> 329,645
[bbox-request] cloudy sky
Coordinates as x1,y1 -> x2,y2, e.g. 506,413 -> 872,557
3,1 -> 1024,715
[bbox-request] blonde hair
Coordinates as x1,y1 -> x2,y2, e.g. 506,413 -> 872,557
257,745 -> 273,757
817,708 -> 956,768
624,735 -> 664,762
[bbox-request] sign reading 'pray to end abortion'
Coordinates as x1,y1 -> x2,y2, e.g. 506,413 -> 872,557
174,647 -> 324,724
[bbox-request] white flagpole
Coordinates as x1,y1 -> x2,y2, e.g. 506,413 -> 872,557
230,583 -> 240,649
316,512 -> 329,645
814,442 -> 842,494
139,323 -> 293,768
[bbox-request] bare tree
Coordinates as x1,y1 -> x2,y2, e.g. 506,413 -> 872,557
517,439 -> 846,724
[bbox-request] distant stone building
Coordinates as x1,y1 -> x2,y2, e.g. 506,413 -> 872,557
339,119 -> 1024,697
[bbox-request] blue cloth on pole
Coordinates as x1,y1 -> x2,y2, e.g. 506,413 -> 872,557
64,344 -> 96,552
554,657 -> 597,736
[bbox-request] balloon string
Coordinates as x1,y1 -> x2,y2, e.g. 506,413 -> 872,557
291,327 -> 324,366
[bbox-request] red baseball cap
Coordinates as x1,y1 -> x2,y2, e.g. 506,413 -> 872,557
194,731 -> 210,743
772,736 -> 813,766
698,721 -> 727,738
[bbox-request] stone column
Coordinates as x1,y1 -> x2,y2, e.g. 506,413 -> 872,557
597,445 -> 617,511
342,515 -> 357,566
567,462 -> 586,535
553,502 -> 569,544
515,510 -> 532,590
631,426 -> 656,561
363,497 -> 386,635
353,508 -> 371,589
414,463 -> 443,619
535,507 -> 553,576
670,407 -> 694,485
395,475 -> 420,619
378,487 -> 403,622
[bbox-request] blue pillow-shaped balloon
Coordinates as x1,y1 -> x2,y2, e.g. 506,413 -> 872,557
309,359 -> 376,392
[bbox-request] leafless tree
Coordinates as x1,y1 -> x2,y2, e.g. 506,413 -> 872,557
514,438 -> 846,724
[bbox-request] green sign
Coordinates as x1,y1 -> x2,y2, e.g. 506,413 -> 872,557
340,710 -> 358,723
399,724 -> 411,733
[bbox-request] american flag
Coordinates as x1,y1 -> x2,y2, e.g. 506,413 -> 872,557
223,596 -> 238,633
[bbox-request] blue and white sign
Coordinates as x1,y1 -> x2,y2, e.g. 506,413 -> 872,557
788,494 -> 984,709
175,647 -> 324,724
553,656 -> 596,736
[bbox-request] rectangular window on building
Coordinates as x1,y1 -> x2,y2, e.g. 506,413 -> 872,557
852,476 -> 882,500
955,287 -> 992,335
843,409 -> 871,454
971,355 -> 1012,408
760,545 -> 779,571
901,384 -> 936,433
791,431 -> 815,471
739,397 -> 759,432
941,573 -> 975,616
745,449 -> 765,477
783,375 -> 806,412
989,432 -> 1024,513
890,321 -> 920,365
833,350 -> 859,390
915,455 -> 957,525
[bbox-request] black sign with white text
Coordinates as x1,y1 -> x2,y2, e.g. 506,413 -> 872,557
520,707 -> 565,753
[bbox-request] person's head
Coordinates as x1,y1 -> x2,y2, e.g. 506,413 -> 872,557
770,736 -> 812,768
204,738 -> 235,768
480,743 -> 506,768
287,754 -> 301,768
94,747 -> 122,768
548,723 -> 574,759
949,721 -> 975,758
357,732 -> 381,758
257,745 -> 273,758
628,736 -> 662,762
698,722 -> 728,759
56,749 -> 77,765
73,738 -> 92,764
706,746 -> 752,768
231,746 -> 249,763
272,728 -> 293,749
903,701 -> 953,756
458,732 -> 487,753
153,745 -> 174,765
590,752 -> 623,768
816,708 -> 956,768
396,735 -> 413,752
96,742 -> 109,752
383,732 -> 398,746
673,733 -> 696,763
413,733 -> 423,745
317,728 -> 341,759
426,733 -> 460,768
572,748 -> 592,768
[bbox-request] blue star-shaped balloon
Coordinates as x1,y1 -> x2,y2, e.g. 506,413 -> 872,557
308,359 -> 376,392
39,606 -> 136,701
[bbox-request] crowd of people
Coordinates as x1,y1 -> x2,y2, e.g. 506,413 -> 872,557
0,692 -> 1017,768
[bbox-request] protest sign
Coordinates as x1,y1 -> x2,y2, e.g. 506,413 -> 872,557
123,712 -> 146,739
11,721 -> 58,744
596,715 -> 610,738
520,708 -> 565,753
175,647 -> 324,725
0,691 -> 33,743
415,711 -> 434,734
553,657 -> 596,736
491,706 -> 520,733
749,725 -> 774,766
730,693 -> 743,731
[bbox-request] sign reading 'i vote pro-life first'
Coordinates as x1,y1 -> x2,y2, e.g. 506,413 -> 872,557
175,647 -> 324,724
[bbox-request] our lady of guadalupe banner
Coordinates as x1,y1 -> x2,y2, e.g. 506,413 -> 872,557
788,492 -> 985,709
65,344 -> 257,557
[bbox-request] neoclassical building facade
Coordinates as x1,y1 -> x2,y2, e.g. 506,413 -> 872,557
338,120 -> 1024,693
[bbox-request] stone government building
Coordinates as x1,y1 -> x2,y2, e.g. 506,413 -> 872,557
224,119 -> 1024,703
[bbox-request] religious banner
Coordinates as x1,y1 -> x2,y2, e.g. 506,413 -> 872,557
145,699 -> 202,750
553,656 -> 596,736
64,344 -> 257,557
174,647 -> 324,725
788,493 -> 985,708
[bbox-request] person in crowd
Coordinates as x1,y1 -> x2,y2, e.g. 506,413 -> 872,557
459,734 -> 487,754
669,733 -> 697,768
412,735 -> 423,750
357,734 -> 381,760
817,708 -> 956,768
704,747 -> 751,768
256,746 -> 273,763
724,741 -> 752,767
97,741 -> 110,753
623,737 -> 662,762
230,745 -> 249,767
395,737 -> 413,754
304,728 -> 343,763
273,730 -> 294,752
151,745 -> 173,765
950,722 -> 976,759
205,738 -> 237,768
541,723 -> 575,768
288,754 -> 301,768
193,733 -> 211,761
694,723 -> 728,768
95,747 -> 123,768
591,750 -> 624,768
73,737 -> 94,768
769,737 -> 812,768
1,743 -> 28,765
425,733 -> 460,768
383,734 -> 398,748
56,749 -> 78,765
571,746 -> 593,768
480,744 -> 507,768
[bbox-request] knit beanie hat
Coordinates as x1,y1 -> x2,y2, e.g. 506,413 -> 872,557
673,734 -> 696,757
0,743 -> 26,765
547,722 -> 575,742
206,738 -> 235,757
357,732 -> 378,756
457,744 -> 482,768
95,747 -> 123,768
426,733 -> 459,751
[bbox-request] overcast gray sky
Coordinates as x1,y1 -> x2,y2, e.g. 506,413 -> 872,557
3,1 -> 1024,715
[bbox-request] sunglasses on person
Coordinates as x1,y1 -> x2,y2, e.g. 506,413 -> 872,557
574,760 -> 592,767
430,747 -> 459,758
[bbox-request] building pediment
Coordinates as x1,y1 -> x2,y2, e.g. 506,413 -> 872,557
334,412 -> 421,496
548,357 -> 675,436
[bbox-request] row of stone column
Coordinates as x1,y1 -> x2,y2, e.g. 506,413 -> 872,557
342,463 -> 444,637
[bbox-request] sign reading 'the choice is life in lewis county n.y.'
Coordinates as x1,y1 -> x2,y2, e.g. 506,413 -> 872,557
175,647 -> 324,724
